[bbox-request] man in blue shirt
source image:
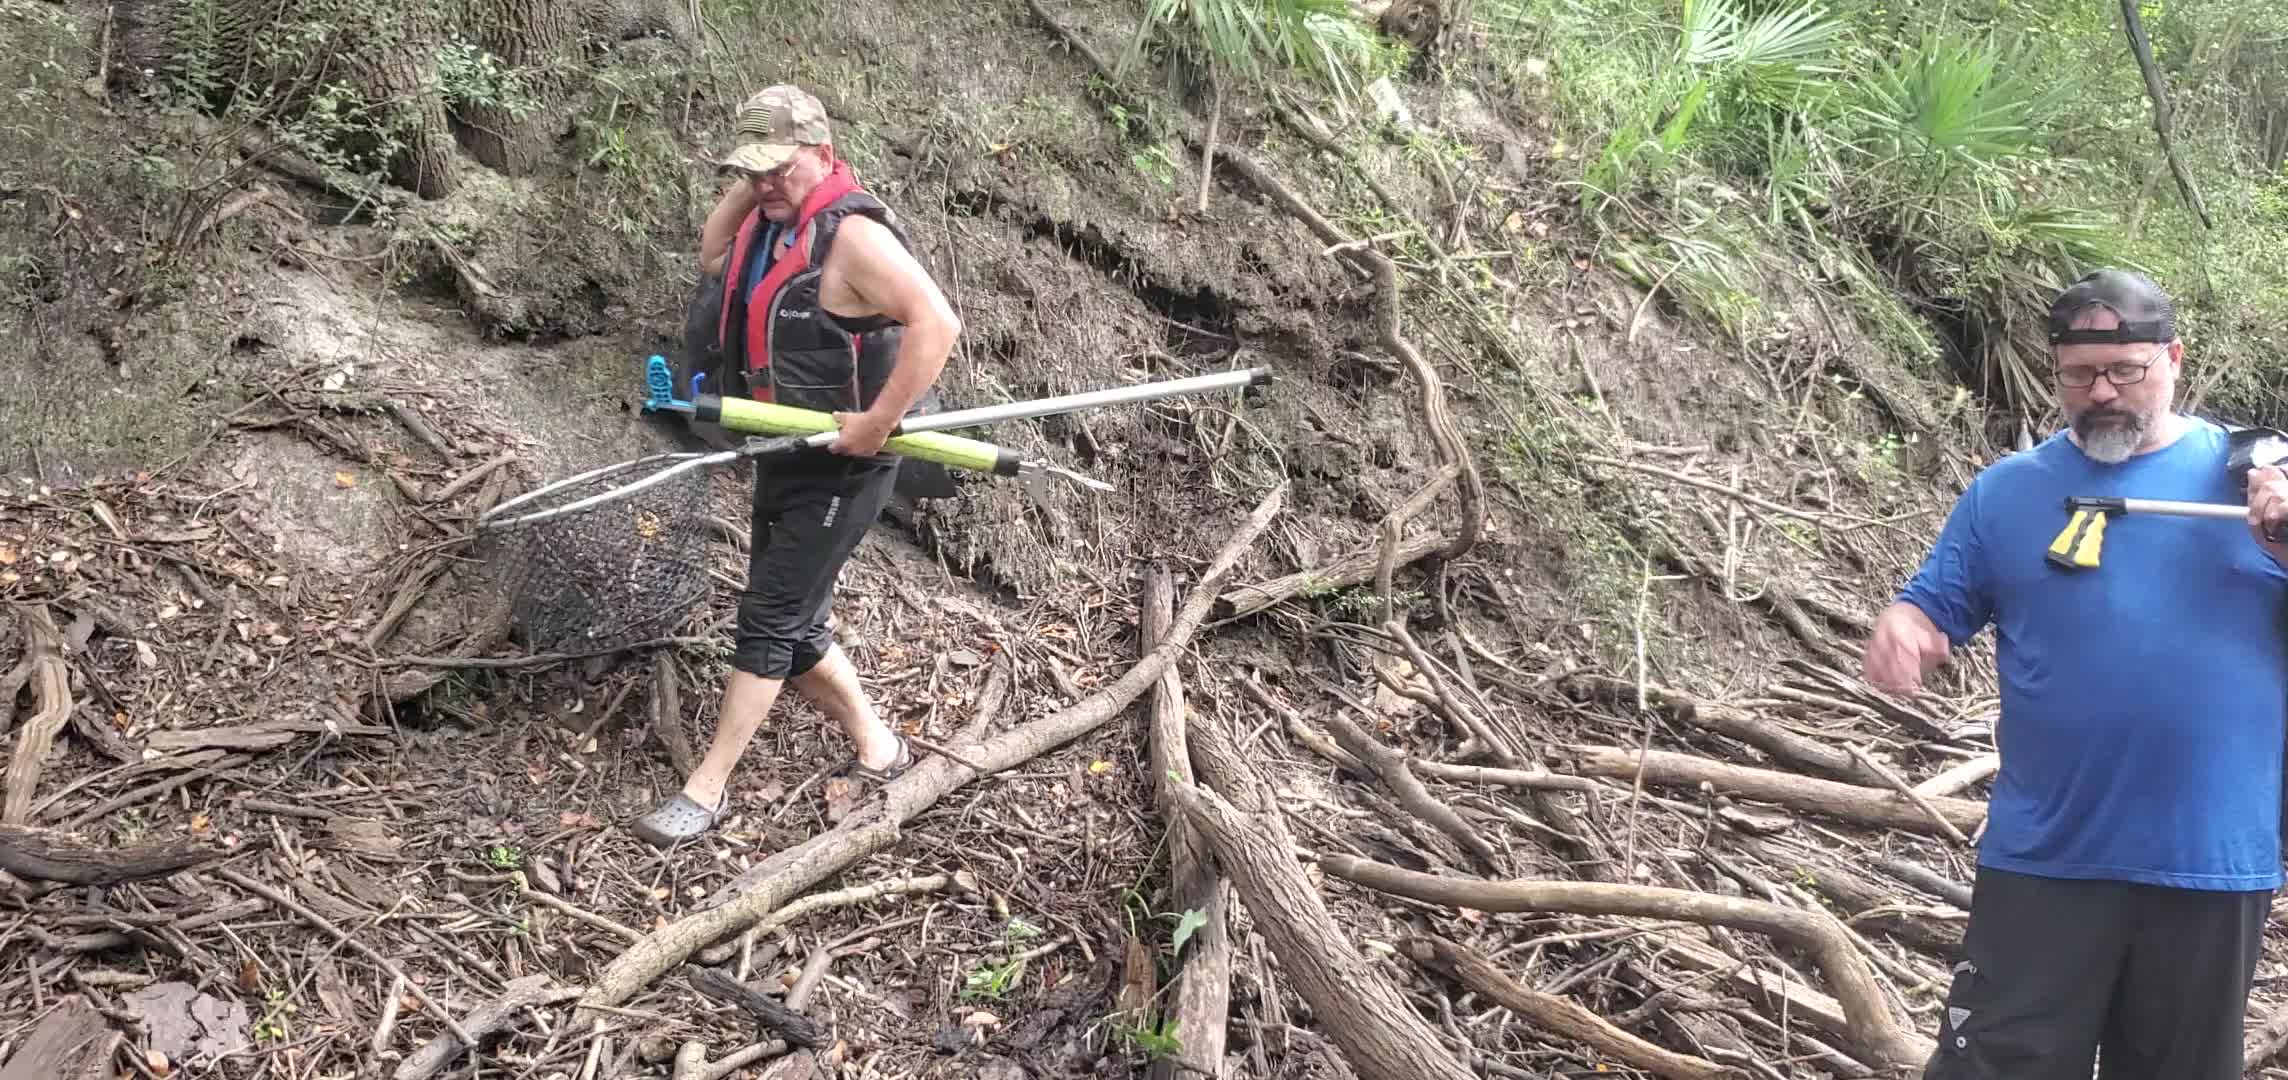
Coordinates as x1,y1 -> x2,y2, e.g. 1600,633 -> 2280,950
1865,269 -> 2288,1079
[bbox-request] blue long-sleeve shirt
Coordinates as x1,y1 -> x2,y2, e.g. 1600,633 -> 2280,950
1898,417 -> 2288,891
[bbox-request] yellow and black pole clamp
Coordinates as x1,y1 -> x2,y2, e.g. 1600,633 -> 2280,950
2048,495 -> 2251,570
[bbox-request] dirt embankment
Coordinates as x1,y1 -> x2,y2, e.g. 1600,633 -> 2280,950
0,0 -> 2105,1078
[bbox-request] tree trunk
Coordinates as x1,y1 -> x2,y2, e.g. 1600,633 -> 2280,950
454,0 -> 584,175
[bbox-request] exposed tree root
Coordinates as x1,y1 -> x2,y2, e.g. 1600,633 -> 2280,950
1215,146 -> 1485,577
1742,839 -> 1962,956
575,487 -> 1285,1011
1173,713 -> 1476,1080
1400,934 -> 1731,1080
1319,854 -> 1932,1073
1559,674 -> 1886,787
1215,533 -> 1443,621
1321,710 -> 1502,872
1552,745 -> 1985,836
1140,566 -> 1232,1080
1023,0 -> 1482,609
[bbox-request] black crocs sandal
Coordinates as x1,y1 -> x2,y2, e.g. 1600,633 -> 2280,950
630,790 -> 729,848
850,735 -> 915,783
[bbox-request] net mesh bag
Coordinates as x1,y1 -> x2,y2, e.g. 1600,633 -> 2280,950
474,453 -> 717,656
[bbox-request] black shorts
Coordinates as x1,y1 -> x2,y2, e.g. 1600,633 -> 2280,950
1924,865 -> 2270,1080
731,455 -> 897,680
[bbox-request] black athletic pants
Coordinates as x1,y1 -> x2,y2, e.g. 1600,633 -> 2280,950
1924,865 -> 2270,1080
731,455 -> 898,680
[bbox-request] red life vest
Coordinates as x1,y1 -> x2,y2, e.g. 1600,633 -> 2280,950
713,162 -> 908,414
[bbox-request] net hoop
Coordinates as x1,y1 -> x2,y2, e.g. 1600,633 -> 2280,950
472,451 -> 723,656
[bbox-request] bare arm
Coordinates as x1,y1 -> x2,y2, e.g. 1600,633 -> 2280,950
1862,601 -> 1953,697
829,214 -> 961,423
699,180 -> 758,277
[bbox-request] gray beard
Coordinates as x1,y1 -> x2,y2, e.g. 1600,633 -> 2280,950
2073,409 -> 2150,464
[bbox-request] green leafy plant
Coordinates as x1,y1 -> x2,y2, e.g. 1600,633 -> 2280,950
1117,1015 -> 1184,1060
1120,0 -> 1398,210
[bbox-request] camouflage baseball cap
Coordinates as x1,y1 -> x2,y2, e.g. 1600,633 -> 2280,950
716,85 -> 831,174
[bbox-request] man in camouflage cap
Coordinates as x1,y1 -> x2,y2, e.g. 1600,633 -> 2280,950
706,85 -> 834,219
636,84 -> 963,847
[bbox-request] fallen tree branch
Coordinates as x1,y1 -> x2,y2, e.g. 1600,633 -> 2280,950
0,824 -> 230,886
4,605 -> 74,826
577,487 -> 1286,1010
1321,711 -> 1502,872
1174,715 -> 1476,1080
1141,565 -> 1232,1080
1551,745 -> 1985,835
1400,934 -> 1731,1080
1318,854 -> 1930,1072
391,975 -> 580,1080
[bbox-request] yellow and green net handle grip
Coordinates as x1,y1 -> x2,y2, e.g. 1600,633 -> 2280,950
697,395 -> 1017,476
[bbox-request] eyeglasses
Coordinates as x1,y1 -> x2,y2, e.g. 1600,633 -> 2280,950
2055,346 -> 2166,389
741,162 -> 795,185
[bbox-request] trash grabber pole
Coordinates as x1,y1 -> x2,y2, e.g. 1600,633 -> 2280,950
2047,494 -> 2257,569
2066,495 -> 2248,521
640,357 -> 1272,478
645,357 -> 1270,439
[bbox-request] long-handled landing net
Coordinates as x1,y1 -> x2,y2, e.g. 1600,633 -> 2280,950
475,452 -> 719,655
473,359 -> 1275,656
